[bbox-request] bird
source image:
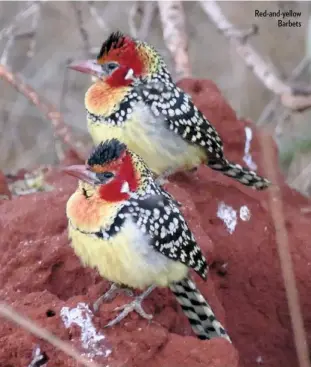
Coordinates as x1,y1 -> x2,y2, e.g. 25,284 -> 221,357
64,138 -> 231,342
68,31 -> 270,190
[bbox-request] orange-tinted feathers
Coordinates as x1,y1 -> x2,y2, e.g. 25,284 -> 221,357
85,82 -> 129,116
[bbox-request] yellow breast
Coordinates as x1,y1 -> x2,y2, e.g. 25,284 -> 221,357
66,189 -> 188,289
88,107 -> 206,176
68,221 -> 188,290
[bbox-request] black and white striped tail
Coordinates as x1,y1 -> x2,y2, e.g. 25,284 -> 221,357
169,278 -> 231,343
207,158 -> 270,190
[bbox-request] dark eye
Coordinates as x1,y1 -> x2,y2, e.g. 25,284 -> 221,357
103,62 -> 119,73
96,172 -> 114,181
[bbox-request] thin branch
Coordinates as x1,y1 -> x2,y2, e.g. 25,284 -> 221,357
0,1 -> 42,64
0,65 -> 89,160
26,1 -> 41,58
259,133 -> 311,367
0,25 -> 16,66
129,1 -> 155,40
0,1 -> 37,43
288,159 -> 311,194
59,58 -> 72,117
0,302 -> 101,367
257,57 -> 310,126
87,2 -> 109,32
199,0 -> 311,111
72,2 -> 91,58
157,1 -> 192,80
129,2 -> 140,37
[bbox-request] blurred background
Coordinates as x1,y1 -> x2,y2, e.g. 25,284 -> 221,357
1,1 -> 311,196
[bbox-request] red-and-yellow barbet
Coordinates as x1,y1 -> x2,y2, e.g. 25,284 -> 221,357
64,138 -> 231,342
68,31 -> 270,189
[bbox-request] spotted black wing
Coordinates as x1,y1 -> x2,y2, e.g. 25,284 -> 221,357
135,79 -> 225,161
124,189 -> 208,279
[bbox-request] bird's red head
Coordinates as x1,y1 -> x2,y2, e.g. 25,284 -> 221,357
68,31 -> 145,88
63,139 -> 139,202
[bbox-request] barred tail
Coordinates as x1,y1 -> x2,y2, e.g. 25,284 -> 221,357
169,278 -> 231,343
207,158 -> 270,190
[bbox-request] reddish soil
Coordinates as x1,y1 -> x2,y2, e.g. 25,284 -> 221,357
0,79 -> 310,367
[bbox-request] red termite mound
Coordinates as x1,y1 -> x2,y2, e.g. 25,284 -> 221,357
0,79 -> 310,367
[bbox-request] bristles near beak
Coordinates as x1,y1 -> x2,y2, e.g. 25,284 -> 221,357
120,181 -> 130,193
62,165 -> 97,185
124,68 -> 134,80
68,59 -> 103,77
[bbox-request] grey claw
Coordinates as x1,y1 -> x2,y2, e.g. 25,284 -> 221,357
104,285 -> 156,327
93,283 -> 134,312
104,298 -> 153,328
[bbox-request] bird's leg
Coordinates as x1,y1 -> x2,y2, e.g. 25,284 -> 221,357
104,285 -> 156,328
93,283 -> 134,312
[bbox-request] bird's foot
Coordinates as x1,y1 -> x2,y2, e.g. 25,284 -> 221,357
104,285 -> 156,328
93,283 -> 134,312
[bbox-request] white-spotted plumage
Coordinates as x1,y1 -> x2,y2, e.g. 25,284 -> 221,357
95,152 -> 230,341
67,140 -> 231,342
87,60 -> 270,189
94,169 -> 208,277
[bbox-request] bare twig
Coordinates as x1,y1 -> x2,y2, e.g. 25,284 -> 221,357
0,65 -> 88,160
26,1 -> 41,58
0,1 -> 42,63
157,1 -> 191,80
72,2 -> 91,58
0,1 -> 37,42
129,1 -> 155,40
259,133 -> 311,367
1,25 -> 16,66
87,1 -> 109,31
0,302 -> 101,367
199,0 -> 311,111
288,159 -> 311,194
257,57 -> 311,126
59,58 -> 72,117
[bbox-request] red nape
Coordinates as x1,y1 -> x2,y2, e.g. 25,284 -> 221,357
99,153 -> 138,202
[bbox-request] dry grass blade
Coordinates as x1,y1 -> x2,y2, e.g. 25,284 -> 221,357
0,64 -> 89,161
158,1 -> 191,80
0,302 -> 102,367
200,0 -> 311,111
259,133 -> 311,367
